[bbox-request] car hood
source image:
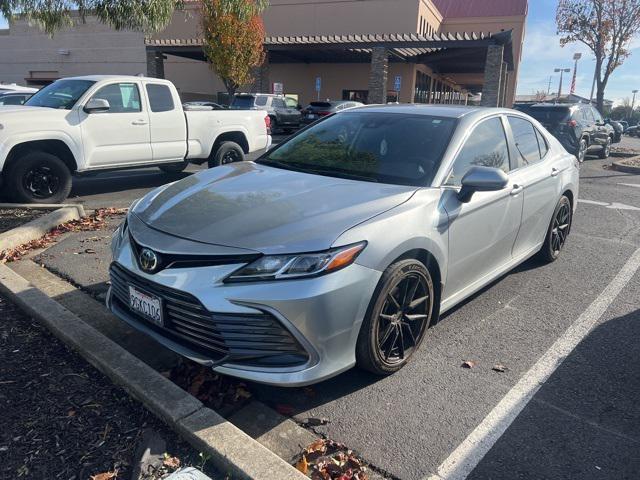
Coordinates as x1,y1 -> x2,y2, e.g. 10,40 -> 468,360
133,162 -> 417,254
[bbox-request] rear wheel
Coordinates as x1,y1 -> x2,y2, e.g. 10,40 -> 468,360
6,151 -> 72,204
208,141 -> 245,168
538,195 -> 572,263
599,137 -> 612,159
356,259 -> 434,375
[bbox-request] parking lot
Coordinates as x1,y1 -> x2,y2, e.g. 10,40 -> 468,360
11,137 -> 638,479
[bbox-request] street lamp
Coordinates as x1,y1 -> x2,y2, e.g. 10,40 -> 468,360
631,90 -> 638,122
554,68 -> 571,100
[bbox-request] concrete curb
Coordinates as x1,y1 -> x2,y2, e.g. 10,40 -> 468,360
612,158 -> 640,174
0,264 -> 307,480
0,204 -> 86,251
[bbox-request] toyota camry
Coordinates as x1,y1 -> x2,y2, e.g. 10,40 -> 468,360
108,104 -> 579,386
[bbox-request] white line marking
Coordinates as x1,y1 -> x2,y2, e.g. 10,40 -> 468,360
579,199 -> 640,211
427,247 -> 640,480
618,183 -> 640,189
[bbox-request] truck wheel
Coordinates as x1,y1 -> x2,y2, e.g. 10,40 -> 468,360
208,141 -> 245,168
6,152 -> 72,204
158,161 -> 188,174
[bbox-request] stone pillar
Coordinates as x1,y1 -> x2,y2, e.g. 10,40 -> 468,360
146,49 -> 165,79
368,47 -> 389,104
500,65 -> 509,107
480,44 -> 504,107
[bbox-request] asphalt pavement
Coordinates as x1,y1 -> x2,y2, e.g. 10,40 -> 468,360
14,134 -> 640,479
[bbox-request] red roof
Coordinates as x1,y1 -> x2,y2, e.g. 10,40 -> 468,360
433,0 -> 528,18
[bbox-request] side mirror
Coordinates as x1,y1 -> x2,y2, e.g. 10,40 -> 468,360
458,166 -> 508,203
83,98 -> 110,114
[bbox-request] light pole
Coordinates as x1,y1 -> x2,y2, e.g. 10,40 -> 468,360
570,53 -> 582,95
554,68 -> 571,100
631,90 -> 639,122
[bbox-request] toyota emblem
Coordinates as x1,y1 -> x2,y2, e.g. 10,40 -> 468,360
139,248 -> 160,273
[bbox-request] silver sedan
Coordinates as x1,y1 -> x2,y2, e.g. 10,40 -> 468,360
108,105 -> 579,386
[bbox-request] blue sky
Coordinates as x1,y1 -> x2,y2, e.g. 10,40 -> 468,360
1,1 -> 638,104
520,0 -> 640,104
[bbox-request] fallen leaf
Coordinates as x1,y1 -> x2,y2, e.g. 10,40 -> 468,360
492,364 -> 508,373
67,409 -> 76,417
84,248 -> 97,254
296,455 -> 309,474
163,455 -> 181,469
461,360 -> 476,369
90,471 -> 117,480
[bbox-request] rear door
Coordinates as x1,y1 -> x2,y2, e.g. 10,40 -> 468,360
590,106 -> 609,146
144,82 -> 187,162
79,81 -> 152,167
507,116 -> 561,257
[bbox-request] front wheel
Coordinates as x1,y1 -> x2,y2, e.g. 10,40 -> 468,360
6,152 -> 72,204
576,138 -> 587,163
356,259 -> 435,375
599,137 -> 612,159
538,195 -> 572,263
208,141 -> 245,168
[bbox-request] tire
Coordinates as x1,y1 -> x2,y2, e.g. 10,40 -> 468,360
598,137 -> 612,159
356,259 -> 435,375
158,161 -> 188,174
208,141 -> 245,168
538,195 -> 572,263
576,138 -> 587,163
6,151 -> 72,204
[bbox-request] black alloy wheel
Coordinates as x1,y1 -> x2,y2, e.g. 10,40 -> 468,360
539,195 -> 572,263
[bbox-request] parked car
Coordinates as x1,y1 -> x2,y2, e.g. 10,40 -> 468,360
183,101 -> 228,110
0,76 -> 271,204
619,120 -> 629,132
108,105 -> 579,386
605,118 -> 623,143
513,103 -> 614,162
0,91 -> 32,106
231,93 -> 302,133
627,125 -> 640,137
0,84 -> 38,94
301,100 -> 364,125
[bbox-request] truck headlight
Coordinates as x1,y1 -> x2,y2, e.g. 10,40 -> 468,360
225,242 -> 366,282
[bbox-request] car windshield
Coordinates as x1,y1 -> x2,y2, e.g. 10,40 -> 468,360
527,107 -> 571,124
257,112 -> 457,186
25,79 -> 95,109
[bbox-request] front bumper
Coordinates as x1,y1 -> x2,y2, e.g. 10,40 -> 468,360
107,227 -> 381,386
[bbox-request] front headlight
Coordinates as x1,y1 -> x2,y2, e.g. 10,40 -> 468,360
225,242 -> 367,282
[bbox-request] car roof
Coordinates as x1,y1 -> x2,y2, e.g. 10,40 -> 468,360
352,103 -> 515,119
60,75 -> 172,84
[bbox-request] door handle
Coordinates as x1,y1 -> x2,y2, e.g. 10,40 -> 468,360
131,120 -> 148,126
510,184 -> 524,196
551,168 -> 560,177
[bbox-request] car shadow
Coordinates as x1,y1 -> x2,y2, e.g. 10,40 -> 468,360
69,169 -> 194,198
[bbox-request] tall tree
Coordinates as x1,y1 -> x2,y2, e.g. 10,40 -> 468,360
0,0 -> 182,34
201,0 -> 269,100
556,0 -> 640,113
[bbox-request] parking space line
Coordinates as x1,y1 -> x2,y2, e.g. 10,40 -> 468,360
579,199 -> 640,211
427,247 -> 640,480
618,183 -> 640,189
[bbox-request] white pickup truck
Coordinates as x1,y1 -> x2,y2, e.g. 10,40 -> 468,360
0,75 -> 271,203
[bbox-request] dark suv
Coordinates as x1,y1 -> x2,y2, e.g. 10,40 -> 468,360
514,103 -> 614,162
231,93 -> 302,133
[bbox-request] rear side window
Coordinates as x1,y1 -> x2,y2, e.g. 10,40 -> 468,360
255,96 -> 268,106
146,84 -> 175,112
536,128 -> 549,158
445,117 -> 510,186
508,116 -> 542,167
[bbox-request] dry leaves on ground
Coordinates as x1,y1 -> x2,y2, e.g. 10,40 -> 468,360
461,360 -> 476,369
296,439 -> 368,480
90,471 -> 118,480
0,208 -> 126,263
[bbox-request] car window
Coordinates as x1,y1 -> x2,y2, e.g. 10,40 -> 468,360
535,128 -> 549,158
25,79 -> 95,110
508,116 -> 542,167
527,107 -> 570,125
582,107 -> 595,123
444,117 -> 510,186
272,98 -> 286,108
255,96 -> 268,107
0,95 -> 27,105
91,83 -> 141,113
145,84 -> 174,112
284,97 -> 298,108
591,107 -> 603,123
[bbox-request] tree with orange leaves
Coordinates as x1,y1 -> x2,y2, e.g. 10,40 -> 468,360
201,0 -> 269,100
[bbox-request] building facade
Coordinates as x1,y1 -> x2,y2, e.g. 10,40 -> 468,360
0,0 -> 527,107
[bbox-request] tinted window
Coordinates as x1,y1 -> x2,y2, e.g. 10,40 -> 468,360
258,112 -> 457,186
25,79 -> 95,110
535,128 -> 549,157
255,96 -> 268,106
508,116 -> 541,166
582,107 -> 595,123
146,84 -> 174,112
0,95 -> 28,105
92,83 -> 141,113
591,107 -> 603,123
284,97 -> 298,108
445,117 -> 509,186
272,98 -> 286,108
527,107 -> 571,124
232,95 -> 256,109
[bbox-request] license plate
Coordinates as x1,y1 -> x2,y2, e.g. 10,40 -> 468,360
129,285 -> 163,327
307,114 -> 317,119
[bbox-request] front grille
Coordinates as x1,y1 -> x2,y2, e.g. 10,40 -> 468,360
109,263 -> 308,366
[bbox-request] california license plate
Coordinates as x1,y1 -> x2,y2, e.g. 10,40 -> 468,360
307,114 -> 317,119
129,285 -> 163,327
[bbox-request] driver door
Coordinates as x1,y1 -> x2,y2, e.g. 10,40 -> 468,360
441,116 -> 524,303
79,81 -> 152,168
